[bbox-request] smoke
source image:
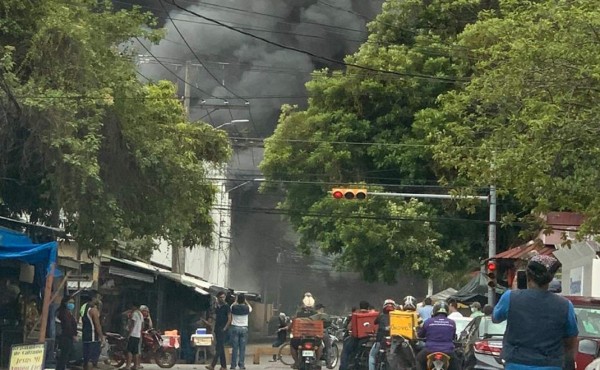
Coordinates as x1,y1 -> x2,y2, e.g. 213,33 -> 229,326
133,0 -> 427,311
137,0 -> 383,133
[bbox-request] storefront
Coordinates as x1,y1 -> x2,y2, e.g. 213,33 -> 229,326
0,227 -> 59,367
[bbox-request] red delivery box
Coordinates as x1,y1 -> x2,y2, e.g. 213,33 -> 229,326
351,310 -> 379,338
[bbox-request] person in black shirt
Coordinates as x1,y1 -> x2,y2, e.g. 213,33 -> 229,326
56,296 -> 78,370
206,291 -> 231,370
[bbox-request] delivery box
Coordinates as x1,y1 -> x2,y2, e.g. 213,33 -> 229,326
351,311 -> 379,338
389,310 -> 418,339
291,318 -> 324,338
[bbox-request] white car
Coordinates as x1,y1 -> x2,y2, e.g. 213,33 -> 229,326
586,358 -> 600,370
452,317 -> 473,339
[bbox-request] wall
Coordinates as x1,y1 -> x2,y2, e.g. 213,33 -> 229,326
554,241 -> 600,296
150,166 -> 231,287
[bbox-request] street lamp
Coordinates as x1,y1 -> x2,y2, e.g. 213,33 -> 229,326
215,119 -> 249,129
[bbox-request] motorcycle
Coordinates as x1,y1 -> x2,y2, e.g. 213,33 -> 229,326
322,321 -> 341,369
347,335 -> 376,370
427,352 -> 451,370
298,336 -> 322,370
387,335 -> 419,370
105,329 -> 178,368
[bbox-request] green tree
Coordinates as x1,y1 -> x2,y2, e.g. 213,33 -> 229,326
261,0 -> 513,282
0,0 -> 230,254
418,0 -> 600,235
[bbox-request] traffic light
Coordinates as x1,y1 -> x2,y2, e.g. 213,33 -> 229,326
331,188 -> 367,200
487,260 -> 497,288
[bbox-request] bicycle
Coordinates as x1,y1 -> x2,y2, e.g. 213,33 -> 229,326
272,342 -> 294,366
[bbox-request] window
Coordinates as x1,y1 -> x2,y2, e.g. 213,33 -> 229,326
574,306 -> 600,338
478,317 -> 507,338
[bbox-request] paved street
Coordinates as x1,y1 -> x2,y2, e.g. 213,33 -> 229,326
122,359 -> 295,370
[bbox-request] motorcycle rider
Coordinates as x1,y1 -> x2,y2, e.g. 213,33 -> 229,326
339,300 -> 371,370
289,293 -> 321,369
140,305 -> 153,331
311,303 -> 334,366
368,299 -> 396,370
416,301 -> 457,370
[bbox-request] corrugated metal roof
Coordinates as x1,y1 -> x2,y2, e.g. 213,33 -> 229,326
493,240 -> 556,260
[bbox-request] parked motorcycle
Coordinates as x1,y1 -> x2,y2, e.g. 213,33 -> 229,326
105,329 -> 177,368
319,323 -> 338,369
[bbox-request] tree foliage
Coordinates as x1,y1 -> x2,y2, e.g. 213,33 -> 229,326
0,0 -> 231,254
260,0 -> 514,282
418,0 -> 600,235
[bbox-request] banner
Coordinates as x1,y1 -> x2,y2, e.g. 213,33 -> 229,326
9,343 -> 45,370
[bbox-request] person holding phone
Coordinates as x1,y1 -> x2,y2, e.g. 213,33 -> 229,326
493,255 -> 578,370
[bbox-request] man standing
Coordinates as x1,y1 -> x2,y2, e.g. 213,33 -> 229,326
418,297 -> 433,321
469,302 -> 484,318
206,291 -> 231,370
125,302 -> 143,370
493,255 -> 578,370
230,293 -> 252,370
82,291 -> 104,370
447,299 -> 463,319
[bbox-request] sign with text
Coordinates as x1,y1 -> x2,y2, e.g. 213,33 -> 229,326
9,343 -> 46,370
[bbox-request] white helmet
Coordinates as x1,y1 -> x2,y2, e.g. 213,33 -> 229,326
302,292 -> 315,308
402,296 -> 417,311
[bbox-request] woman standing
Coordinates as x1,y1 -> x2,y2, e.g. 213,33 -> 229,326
56,296 -> 78,370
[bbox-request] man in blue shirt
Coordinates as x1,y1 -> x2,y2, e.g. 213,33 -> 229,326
416,301 -> 457,370
493,255 -> 578,370
418,297 -> 434,321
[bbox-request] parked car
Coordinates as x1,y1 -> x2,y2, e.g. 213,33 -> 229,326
565,296 -> 600,370
458,316 -> 506,370
585,357 -> 600,370
453,317 -> 473,339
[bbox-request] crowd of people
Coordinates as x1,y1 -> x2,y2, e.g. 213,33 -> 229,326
280,254 -> 576,370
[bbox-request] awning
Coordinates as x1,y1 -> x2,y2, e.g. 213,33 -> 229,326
488,240 -> 555,261
158,271 -> 211,295
104,255 -> 214,295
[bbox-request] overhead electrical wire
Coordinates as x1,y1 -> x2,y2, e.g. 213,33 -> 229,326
135,36 -> 224,100
168,0 -> 466,84
157,0 -> 260,136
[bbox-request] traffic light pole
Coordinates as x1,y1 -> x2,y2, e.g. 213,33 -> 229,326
488,185 -> 497,305
369,189 -> 497,305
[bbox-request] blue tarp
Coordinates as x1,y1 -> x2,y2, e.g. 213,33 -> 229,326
0,227 -> 58,269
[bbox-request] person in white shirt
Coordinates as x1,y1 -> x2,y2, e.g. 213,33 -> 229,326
447,299 -> 464,320
230,294 -> 252,369
126,302 -> 144,370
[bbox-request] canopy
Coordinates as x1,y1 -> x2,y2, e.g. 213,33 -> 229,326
430,288 -> 458,302
0,227 -> 58,269
450,272 -> 505,305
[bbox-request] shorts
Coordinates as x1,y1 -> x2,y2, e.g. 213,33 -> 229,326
83,341 -> 101,366
127,336 -> 141,355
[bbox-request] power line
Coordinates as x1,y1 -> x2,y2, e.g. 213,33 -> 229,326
168,0 -> 466,84
158,0 -> 248,104
135,36 -> 223,100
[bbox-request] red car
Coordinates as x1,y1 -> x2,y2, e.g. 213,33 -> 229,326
564,296 -> 600,370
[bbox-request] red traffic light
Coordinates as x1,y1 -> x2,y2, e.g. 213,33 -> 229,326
487,260 -> 497,272
331,188 -> 367,200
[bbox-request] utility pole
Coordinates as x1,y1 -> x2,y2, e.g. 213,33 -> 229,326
488,185 -> 497,305
172,61 -> 192,274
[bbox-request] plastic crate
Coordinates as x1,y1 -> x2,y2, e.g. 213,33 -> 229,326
351,311 -> 379,338
389,310 -> 418,339
291,319 -> 324,338
190,334 -> 212,347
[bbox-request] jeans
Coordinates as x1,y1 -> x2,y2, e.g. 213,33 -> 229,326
340,336 -> 358,370
211,329 -> 227,368
230,326 -> 249,368
369,342 -> 381,370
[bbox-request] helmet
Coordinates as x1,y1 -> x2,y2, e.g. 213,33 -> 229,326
432,301 -> 449,316
402,296 -> 417,311
382,299 -> 396,313
302,292 -> 315,308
